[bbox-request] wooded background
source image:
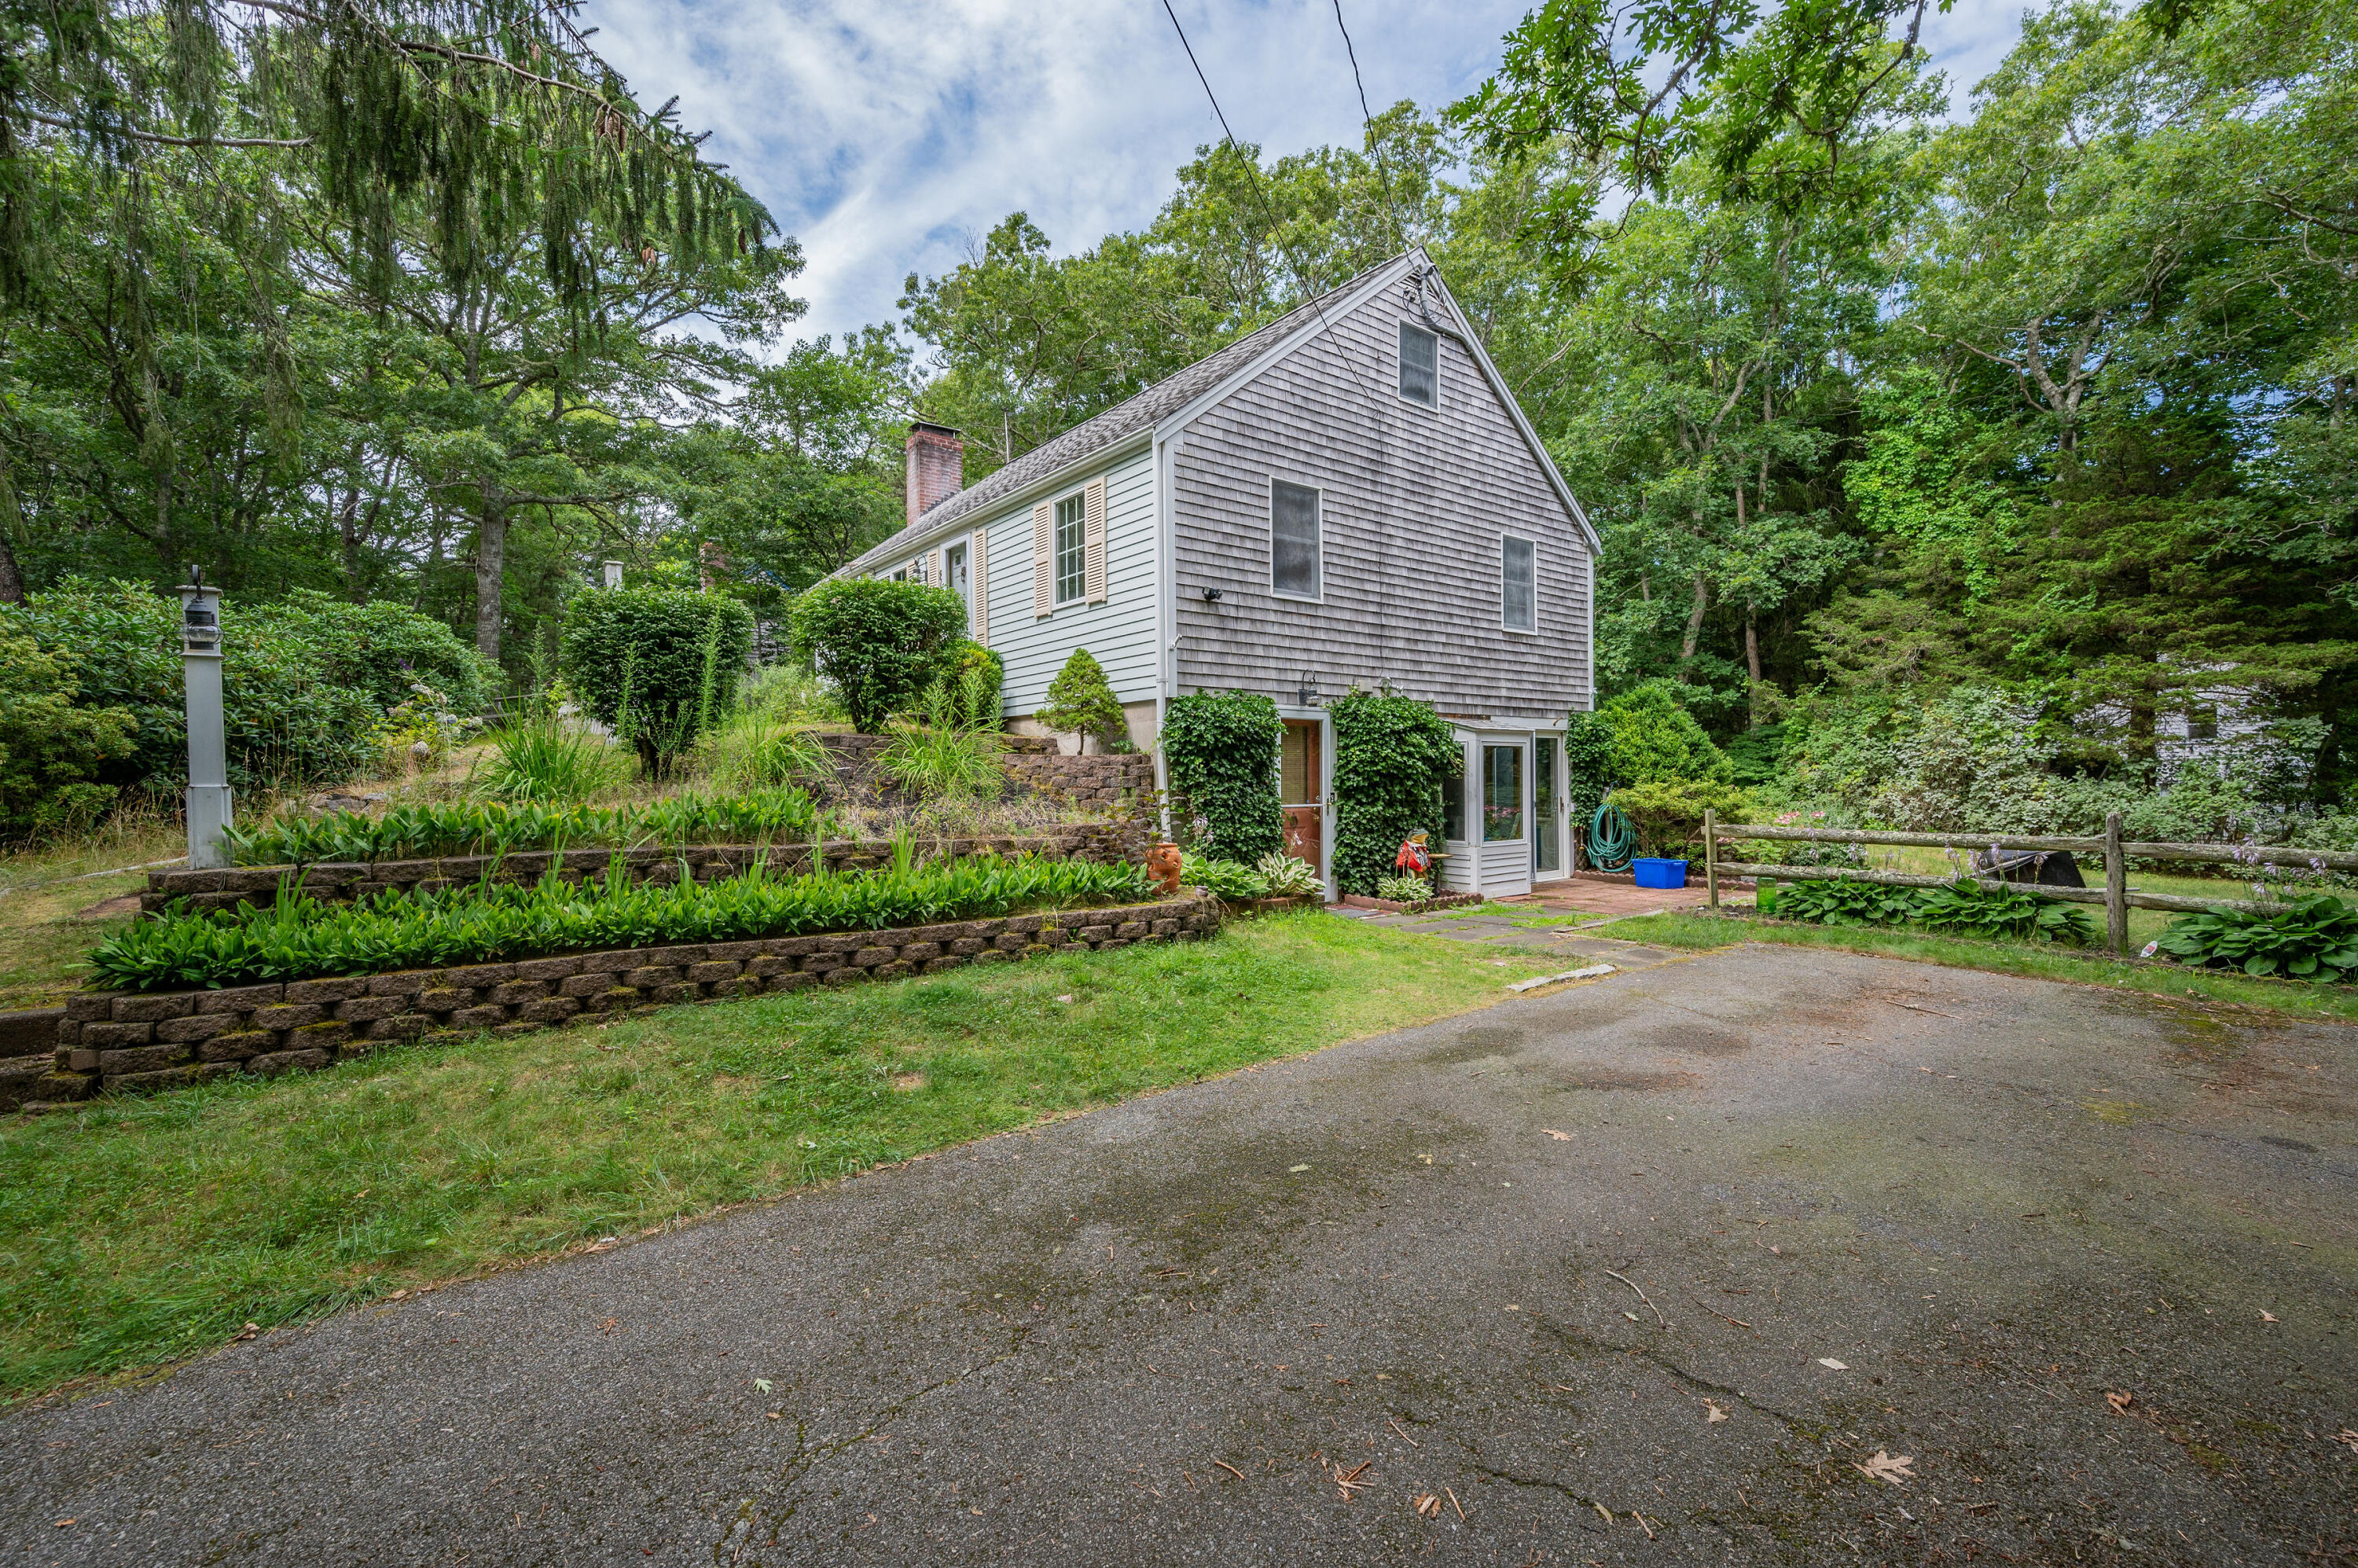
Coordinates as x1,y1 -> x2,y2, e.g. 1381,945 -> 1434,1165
4,0 -> 2352,813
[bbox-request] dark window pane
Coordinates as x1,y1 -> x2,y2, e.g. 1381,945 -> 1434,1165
1055,495 -> 1085,604
1482,744 -> 1523,842
1272,479 -> 1320,599
1534,737 -> 1559,872
1398,322 -> 1437,406
1442,749 -> 1466,843
1503,536 -> 1536,632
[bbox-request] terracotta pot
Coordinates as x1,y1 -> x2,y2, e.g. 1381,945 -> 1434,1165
1145,841 -> 1183,897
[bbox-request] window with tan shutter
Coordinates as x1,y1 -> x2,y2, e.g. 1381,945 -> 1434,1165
1053,494 -> 1085,604
1084,479 -> 1107,604
1032,502 -> 1052,617
971,531 -> 990,644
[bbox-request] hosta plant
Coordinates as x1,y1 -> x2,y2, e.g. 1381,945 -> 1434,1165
1179,851 -> 1269,902
2155,894 -> 2358,981
1775,876 -> 2095,945
1375,873 -> 1433,904
226,789 -> 828,865
1254,853 -> 1321,898
89,847 -> 1155,992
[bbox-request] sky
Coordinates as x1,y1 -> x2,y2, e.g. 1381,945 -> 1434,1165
591,0 -> 2038,349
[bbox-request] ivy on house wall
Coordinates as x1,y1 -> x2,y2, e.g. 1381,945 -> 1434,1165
1160,690 -> 1284,862
1329,689 -> 1458,895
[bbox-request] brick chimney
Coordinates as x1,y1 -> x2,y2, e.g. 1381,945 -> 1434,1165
905,422 -> 965,524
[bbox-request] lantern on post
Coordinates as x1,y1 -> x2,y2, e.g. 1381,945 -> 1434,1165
177,567 -> 233,869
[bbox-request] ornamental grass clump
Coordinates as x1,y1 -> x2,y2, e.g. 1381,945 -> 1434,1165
1774,876 -> 2095,944
87,847 -> 1157,991
226,788 -> 828,865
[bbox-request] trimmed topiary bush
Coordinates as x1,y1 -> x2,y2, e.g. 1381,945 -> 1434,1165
561,587 -> 756,777
1329,688 -> 1457,895
1162,690 -> 1284,862
787,577 -> 968,733
1040,648 -> 1124,750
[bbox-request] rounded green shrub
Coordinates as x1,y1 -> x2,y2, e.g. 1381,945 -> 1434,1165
561,587 -> 756,776
0,629 -> 138,842
1608,778 -> 1752,859
787,577 -> 968,733
1330,689 -> 1456,895
0,578 -> 380,795
1599,681 -> 1732,786
1162,690 -> 1284,862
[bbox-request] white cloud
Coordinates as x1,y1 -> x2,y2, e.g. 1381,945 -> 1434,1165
590,0 -> 2035,346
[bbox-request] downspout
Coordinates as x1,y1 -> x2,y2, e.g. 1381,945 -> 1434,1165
1153,431 -> 1182,840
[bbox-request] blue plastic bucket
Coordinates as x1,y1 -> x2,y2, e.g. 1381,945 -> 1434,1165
1631,857 -> 1688,890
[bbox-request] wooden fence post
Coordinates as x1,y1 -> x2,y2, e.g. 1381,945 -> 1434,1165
1705,809 -> 1719,909
2105,811 -> 2128,957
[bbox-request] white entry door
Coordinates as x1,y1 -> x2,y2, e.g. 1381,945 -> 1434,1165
1475,736 -> 1533,897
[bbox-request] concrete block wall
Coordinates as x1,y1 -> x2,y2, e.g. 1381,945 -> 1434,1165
17,892 -> 1221,1110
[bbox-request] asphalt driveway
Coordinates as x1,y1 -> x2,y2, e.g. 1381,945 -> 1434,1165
2,942 -> 2353,1566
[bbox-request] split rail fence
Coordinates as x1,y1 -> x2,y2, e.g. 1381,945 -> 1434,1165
1698,811 -> 2352,957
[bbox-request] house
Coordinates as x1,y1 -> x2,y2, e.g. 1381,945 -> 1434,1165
837,248 -> 1600,899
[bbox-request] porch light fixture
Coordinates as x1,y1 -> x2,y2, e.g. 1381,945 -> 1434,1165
1296,676 -> 1320,707
1200,586 -> 1222,603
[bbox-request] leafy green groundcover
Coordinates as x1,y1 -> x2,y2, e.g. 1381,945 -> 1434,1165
226,788 -> 828,865
1771,876 -> 2096,945
2155,894 -> 2358,981
90,853 -> 1154,992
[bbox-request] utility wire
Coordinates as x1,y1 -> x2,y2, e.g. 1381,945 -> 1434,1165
1155,0 -> 1379,407
1330,0 -> 1410,252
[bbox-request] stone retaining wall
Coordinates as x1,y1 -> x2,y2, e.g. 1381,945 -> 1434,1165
19,892 -> 1221,1108
141,822 -> 1151,917
818,733 -> 1156,817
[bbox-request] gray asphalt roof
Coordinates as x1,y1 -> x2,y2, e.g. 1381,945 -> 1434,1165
843,252 -> 1412,577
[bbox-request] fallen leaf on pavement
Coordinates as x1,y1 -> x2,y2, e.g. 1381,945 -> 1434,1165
1704,1401 -> 1730,1423
2106,1390 -> 2136,1415
2261,1311 -> 2280,1323
2332,1429 -> 2358,1455
754,1378 -> 773,1393
1817,1358 -> 1849,1371
1288,1163 -> 1310,1173
1851,1450 -> 1915,1485
234,1322 -> 259,1342
1415,1493 -> 1442,1518
1543,1129 -> 1571,1141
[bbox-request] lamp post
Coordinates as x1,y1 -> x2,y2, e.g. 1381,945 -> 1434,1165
177,567 -> 233,869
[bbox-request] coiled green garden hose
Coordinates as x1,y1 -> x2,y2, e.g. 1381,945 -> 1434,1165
1588,799 -> 1637,872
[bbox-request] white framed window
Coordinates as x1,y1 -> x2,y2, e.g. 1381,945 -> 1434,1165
1501,534 -> 1536,633
1270,478 -> 1322,601
1053,494 -> 1086,604
1398,321 -> 1438,408
943,539 -> 969,625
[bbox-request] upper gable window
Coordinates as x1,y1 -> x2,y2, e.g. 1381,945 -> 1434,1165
1271,479 -> 1321,601
1502,534 -> 1536,633
1398,321 -> 1438,408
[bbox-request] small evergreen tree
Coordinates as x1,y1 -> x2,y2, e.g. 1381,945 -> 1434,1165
1039,648 -> 1125,748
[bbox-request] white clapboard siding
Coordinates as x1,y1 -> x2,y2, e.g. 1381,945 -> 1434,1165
971,532 -> 990,645
1031,503 -> 1052,618
1171,274 -> 1590,716
1084,479 -> 1107,604
969,448 -> 1159,718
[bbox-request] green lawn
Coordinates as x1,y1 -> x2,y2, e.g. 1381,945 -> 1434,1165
1598,907 -> 2358,1024
0,913 -> 1538,1401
